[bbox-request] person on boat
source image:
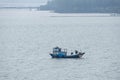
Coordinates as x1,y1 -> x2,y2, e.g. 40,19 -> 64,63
71,52 -> 73,55
75,50 -> 78,54
58,48 -> 61,52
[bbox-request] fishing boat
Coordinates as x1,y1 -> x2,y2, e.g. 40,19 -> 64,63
49,47 -> 85,58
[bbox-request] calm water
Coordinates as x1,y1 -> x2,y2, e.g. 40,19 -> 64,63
0,10 -> 120,80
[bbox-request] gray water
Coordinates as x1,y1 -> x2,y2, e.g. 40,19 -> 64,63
0,10 -> 120,80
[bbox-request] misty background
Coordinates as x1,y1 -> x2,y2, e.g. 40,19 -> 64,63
0,0 -> 48,7
0,0 -> 120,13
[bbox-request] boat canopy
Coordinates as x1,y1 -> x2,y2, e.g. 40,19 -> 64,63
53,47 -> 61,52
53,47 -> 67,53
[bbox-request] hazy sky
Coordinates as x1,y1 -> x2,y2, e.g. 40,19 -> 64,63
0,0 -> 48,3
0,0 -> 49,7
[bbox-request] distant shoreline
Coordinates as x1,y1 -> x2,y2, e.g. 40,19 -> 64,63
0,9 -> 120,17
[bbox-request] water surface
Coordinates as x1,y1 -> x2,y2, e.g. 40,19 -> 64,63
0,10 -> 120,80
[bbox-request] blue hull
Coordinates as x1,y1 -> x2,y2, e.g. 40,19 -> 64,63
50,53 -> 84,58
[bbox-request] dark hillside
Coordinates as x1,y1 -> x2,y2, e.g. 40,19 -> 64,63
40,0 -> 120,13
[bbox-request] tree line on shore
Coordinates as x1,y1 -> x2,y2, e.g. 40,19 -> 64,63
39,0 -> 120,13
